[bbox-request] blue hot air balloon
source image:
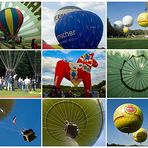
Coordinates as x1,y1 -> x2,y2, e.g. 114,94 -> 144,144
55,10 -> 103,49
0,8 -> 24,38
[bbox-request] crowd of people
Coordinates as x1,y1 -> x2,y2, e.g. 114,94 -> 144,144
0,75 -> 37,92
43,88 -> 75,98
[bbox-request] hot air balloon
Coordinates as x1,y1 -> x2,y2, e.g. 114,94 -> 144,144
54,6 -> 82,24
114,20 -> 123,30
0,51 -> 24,77
113,103 -> 143,134
55,10 -> 103,49
0,99 -> 15,120
0,8 -> 24,38
137,12 -> 148,27
122,16 -> 134,27
133,128 -> 147,143
43,99 -> 104,146
54,53 -> 98,97
123,27 -> 129,33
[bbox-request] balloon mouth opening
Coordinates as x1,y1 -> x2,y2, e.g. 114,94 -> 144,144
64,120 -> 79,139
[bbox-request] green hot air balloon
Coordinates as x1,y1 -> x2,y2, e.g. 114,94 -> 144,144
43,99 -> 104,146
0,99 -> 15,120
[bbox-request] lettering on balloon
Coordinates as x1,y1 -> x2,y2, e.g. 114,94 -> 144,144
57,30 -> 76,40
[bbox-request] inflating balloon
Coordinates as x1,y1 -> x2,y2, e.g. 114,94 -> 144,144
122,15 -> 134,27
43,99 -> 104,146
113,103 -> 143,133
123,27 -> 129,33
0,100 -> 15,120
133,128 -> 147,143
114,20 -> 123,30
137,12 -> 148,27
55,10 -> 103,49
54,53 -> 98,97
0,8 -> 24,37
54,6 -> 82,24
0,51 -> 24,77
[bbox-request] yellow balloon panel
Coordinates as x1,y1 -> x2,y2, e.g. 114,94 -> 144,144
43,99 -> 104,146
113,103 -> 143,133
137,12 -> 148,27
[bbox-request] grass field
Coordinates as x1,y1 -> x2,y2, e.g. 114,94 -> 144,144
107,38 -> 148,49
0,89 -> 41,98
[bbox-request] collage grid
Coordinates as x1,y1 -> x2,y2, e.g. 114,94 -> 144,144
0,1 -> 147,147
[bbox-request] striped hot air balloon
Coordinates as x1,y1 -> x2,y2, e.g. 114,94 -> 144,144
0,7 -> 24,38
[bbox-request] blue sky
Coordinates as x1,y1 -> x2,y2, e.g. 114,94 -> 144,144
42,2 -> 106,48
94,99 -> 106,146
108,2 -> 147,30
0,99 -> 41,146
108,99 -> 148,146
43,50 -> 106,86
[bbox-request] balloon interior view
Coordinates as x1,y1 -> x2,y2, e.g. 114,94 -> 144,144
0,51 -> 41,78
43,99 -> 104,146
107,50 -> 148,97
0,2 -> 41,49
55,10 -> 103,49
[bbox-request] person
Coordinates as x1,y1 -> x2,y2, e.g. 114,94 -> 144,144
18,77 -> 22,89
31,78 -> 36,91
11,36 -> 16,49
7,76 -> 13,91
24,76 -> 30,92
31,39 -> 38,49
0,77 -> 2,90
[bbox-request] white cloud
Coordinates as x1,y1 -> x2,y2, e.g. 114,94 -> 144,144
42,6 -> 58,44
43,56 -> 61,74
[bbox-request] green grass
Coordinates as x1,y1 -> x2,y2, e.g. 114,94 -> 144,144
108,38 -> 148,49
0,89 -> 41,98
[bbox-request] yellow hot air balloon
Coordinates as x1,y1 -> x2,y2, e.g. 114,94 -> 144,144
0,100 -> 15,120
113,103 -> 143,134
123,27 -> 129,33
137,12 -> 148,27
133,128 -> 147,143
43,99 -> 104,146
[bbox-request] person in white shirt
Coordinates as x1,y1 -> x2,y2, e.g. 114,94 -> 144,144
24,76 -> 30,92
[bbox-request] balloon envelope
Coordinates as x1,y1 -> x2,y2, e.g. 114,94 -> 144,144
133,128 -> 147,143
0,8 -> 24,37
55,10 -> 103,49
114,20 -> 123,30
122,15 -> 133,27
54,6 -> 82,24
0,100 -> 15,120
113,103 -> 143,133
43,99 -> 104,146
137,12 -> 148,27
123,27 -> 129,33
